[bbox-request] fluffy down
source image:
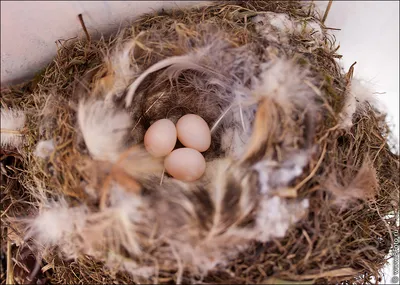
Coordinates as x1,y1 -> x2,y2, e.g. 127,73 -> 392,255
24,198 -> 87,252
254,58 -> 315,111
103,39 -> 140,103
253,12 -> 324,45
77,100 -> 132,162
0,107 -> 26,148
339,77 -> 377,129
34,139 -> 55,159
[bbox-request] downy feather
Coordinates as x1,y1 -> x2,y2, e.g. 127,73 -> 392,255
78,100 -> 132,162
0,107 -> 26,148
339,77 -> 378,129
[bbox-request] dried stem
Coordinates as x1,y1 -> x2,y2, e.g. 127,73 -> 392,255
322,0 -> 333,24
78,14 -> 91,42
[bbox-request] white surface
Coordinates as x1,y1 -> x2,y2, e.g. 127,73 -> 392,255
316,1 -> 399,152
0,1 -> 205,85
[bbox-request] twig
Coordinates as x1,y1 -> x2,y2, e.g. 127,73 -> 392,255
0,129 -> 23,136
6,230 -> 14,285
324,27 -> 341,31
322,0 -> 333,24
78,14 -> 91,42
239,103 -> 246,132
304,80 -> 336,118
346,61 -> 357,83
302,230 -> 313,263
211,104 -> 233,133
294,142 -> 327,191
169,243 -> 183,285
160,168 -> 165,186
132,92 -> 166,132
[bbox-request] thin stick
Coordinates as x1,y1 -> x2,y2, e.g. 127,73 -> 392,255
211,104 -> 233,133
346,61 -> 357,83
132,92 -> 166,132
0,129 -> 23,135
294,142 -> 327,191
6,229 -> 14,285
78,14 -> 91,42
160,168 -> 165,186
239,103 -> 246,132
322,0 -> 333,24
169,243 -> 183,285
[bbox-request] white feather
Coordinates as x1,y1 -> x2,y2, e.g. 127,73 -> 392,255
339,77 -> 378,129
105,39 -> 140,103
125,55 -> 197,107
254,58 -> 315,111
218,87 -> 256,158
25,185 -> 146,261
206,159 -> 230,238
0,108 -> 26,148
253,12 -> 325,44
256,196 -> 309,242
106,256 -> 155,279
25,198 -> 87,248
253,150 -> 310,193
220,105 -> 255,159
34,139 -> 55,159
124,42 -> 224,107
78,100 -> 132,162
253,13 -> 295,43
297,20 -> 324,41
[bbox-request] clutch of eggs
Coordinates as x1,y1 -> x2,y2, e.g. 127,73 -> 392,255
144,114 -> 211,182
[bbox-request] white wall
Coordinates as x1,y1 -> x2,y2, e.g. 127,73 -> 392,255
316,1 -> 399,151
1,1 -> 206,84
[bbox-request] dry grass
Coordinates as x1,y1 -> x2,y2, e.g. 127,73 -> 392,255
1,1 -> 399,284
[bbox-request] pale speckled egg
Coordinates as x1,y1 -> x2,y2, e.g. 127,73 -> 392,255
164,148 -> 206,182
176,114 -> 211,152
144,119 -> 177,157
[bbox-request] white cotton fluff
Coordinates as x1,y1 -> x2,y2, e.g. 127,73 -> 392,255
34,139 -> 55,159
87,185 -> 144,256
254,58 -> 315,111
256,196 -> 309,242
78,100 -> 132,162
104,39 -> 140,103
253,13 -> 295,43
253,150 -> 310,194
25,185 -> 145,261
339,77 -> 378,129
297,20 -> 324,41
0,108 -> 26,148
106,256 -> 156,280
253,12 -> 324,44
220,103 -> 256,159
25,199 -> 87,248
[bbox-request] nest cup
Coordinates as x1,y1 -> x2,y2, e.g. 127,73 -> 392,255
1,1 -> 399,284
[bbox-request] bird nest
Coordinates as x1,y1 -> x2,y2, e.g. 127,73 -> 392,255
1,1 -> 399,284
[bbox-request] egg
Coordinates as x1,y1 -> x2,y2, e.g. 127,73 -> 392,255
144,119 -> 177,157
164,148 -> 206,182
176,114 -> 211,152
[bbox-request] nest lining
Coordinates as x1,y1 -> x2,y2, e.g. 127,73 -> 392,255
1,1 -> 399,284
